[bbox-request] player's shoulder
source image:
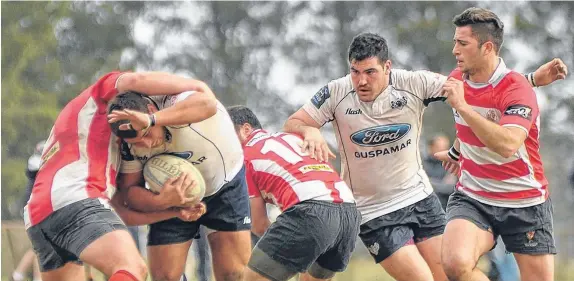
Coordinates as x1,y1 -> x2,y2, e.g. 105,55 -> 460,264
310,75 -> 353,109
325,75 -> 354,98
501,71 -> 531,86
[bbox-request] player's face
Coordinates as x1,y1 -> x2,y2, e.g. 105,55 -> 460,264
123,126 -> 165,148
350,57 -> 391,102
453,26 -> 487,76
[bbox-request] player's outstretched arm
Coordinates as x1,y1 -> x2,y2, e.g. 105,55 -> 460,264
531,58 -> 568,87
116,72 -> 214,97
250,196 -> 271,238
283,108 -> 336,162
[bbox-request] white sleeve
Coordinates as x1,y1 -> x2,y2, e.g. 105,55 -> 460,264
391,69 -> 448,105
301,76 -> 350,126
161,91 -> 196,109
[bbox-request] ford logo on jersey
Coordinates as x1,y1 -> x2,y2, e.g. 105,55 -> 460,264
168,151 -> 194,160
350,124 -> 411,146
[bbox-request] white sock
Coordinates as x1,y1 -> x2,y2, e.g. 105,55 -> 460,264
12,272 -> 25,281
33,279 -> 42,281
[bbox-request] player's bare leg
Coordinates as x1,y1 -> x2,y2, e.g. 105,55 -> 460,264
12,249 -> 36,281
417,235 -> 449,281
40,262 -> 86,281
148,240 -> 193,281
80,229 -> 147,281
379,244 -> 434,281
441,219 -> 494,281
209,230 -> 251,281
514,253 -> 553,281
32,254 -> 41,281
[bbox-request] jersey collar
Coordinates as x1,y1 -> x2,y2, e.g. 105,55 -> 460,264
243,129 -> 267,146
463,57 -> 510,88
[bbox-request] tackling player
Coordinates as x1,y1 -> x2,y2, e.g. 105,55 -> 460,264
108,91 -> 251,281
437,7 -> 567,281
283,32 -> 566,281
227,105 -> 360,281
24,71 -> 217,281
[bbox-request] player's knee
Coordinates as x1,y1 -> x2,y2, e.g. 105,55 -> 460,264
219,270 -> 244,281
151,268 -> 185,281
441,252 -> 475,281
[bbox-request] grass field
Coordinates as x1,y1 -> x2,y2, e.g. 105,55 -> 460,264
4,221 -> 574,281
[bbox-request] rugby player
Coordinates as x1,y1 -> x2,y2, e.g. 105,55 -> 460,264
227,105 -> 359,281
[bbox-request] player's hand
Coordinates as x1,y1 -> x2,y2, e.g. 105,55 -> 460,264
177,202 -> 207,221
159,173 -> 197,207
533,58 -> 568,86
442,78 -> 467,111
107,105 -> 153,131
434,150 -> 460,175
301,127 -> 336,162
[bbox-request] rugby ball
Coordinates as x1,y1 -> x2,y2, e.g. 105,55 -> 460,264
143,154 -> 206,206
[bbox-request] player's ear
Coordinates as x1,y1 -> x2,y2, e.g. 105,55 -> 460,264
482,41 -> 495,56
383,60 -> 392,75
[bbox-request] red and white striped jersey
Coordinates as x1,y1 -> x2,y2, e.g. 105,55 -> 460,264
24,72 -> 124,228
244,130 -> 355,211
450,59 -> 548,208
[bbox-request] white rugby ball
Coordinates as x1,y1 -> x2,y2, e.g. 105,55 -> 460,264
143,154 -> 206,206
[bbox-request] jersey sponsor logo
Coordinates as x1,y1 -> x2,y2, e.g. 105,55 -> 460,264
485,109 -> 500,123
390,96 -> 407,110
345,108 -> 362,115
311,86 -> 330,109
169,151 -> 194,160
354,139 -> 412,158
168,151 -> 206,165
39,141 -> 59,169
350,124 -> 411,147
504,104 -> 532,120
298,164 -> 334,174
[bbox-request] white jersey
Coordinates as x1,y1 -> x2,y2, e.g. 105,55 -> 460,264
302,69 -> 447,223
120,91 -> 244,197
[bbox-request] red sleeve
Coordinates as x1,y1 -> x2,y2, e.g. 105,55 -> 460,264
93,71 -> 124,103
498,74 -> 539,134
245,160 -> 261,199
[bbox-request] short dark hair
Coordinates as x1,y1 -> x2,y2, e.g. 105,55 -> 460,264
226,105 -> 262,130
453,7 -> 504,54
348,33 -> 389,65
107,91 -> 154,138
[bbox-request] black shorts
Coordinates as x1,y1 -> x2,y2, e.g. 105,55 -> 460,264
26,198 -> 127,272
148,166 -> 251,246
359,193 -> 446,263
251,200 -> 361,278
446,191 -> 556,255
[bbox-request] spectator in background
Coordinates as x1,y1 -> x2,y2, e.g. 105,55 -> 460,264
12,140 -> 45,281
422,134 -> 457,209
